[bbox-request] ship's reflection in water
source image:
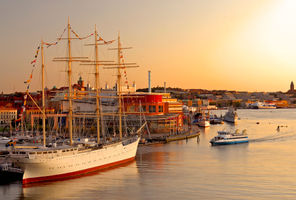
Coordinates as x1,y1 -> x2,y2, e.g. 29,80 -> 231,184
0,181 -> 22,200
20,161 -> 139,200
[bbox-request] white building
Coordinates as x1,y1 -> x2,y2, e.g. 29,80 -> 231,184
0,107 -> 17,124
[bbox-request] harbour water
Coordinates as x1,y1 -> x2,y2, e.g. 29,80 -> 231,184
1,109 -> 296,200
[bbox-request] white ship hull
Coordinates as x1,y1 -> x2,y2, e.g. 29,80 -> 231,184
11,137 -> 140,184
210,137 -> 248,145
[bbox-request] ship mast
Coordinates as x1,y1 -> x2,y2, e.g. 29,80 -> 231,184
25,41 -> 46,146
117,33 -> 123,140
94,25 -> 100,144
67,17 -> 73,146
105,33 -> 139,140
81,26 -> 115,144
41,40 -> 46,147
53,18 -> 89,146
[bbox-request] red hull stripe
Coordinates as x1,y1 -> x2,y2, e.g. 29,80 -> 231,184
23,156 -> 135,184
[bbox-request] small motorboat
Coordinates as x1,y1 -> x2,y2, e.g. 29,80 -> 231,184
197,119 -> 210,127
210,115 -> 224,124
193,110 -> 210,127
192,118 -> 210,127
210,129 -> 248,145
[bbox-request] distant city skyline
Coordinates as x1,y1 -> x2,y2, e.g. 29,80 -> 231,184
1,0 -> 296,93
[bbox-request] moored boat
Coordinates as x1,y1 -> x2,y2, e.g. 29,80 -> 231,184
10,137 -> 140,184
193,110 -> 210,127
8,19 -> 145,184
210,129 -> 248,145
197,119 -> 210,127
223,107 -> 238,123
209,115 -> 224,124
0,162 -> 23,183
248,102 -> 277,109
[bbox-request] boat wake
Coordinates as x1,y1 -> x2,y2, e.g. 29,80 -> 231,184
249,131 -> 296,143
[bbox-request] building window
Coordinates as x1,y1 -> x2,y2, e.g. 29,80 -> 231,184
128,106 -> 136,112
141,106 -> 146,112
149,105 -> 156,113
158,106 -> 163,113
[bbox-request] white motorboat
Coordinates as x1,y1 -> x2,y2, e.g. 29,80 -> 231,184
210,129 -> 248,145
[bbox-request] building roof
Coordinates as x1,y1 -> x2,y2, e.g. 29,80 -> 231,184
0,106 -> 17,111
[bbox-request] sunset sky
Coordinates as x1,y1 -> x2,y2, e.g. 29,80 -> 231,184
1,0 -> 296,93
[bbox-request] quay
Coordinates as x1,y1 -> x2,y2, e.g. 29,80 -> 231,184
140,127 -> 200,145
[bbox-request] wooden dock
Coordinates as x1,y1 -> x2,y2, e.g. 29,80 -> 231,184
165,131 -> 200,143
140,128 -> 200,145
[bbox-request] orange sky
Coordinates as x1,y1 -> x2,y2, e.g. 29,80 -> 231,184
0,0 -> 295,93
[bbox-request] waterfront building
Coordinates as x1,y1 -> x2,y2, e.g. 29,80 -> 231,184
268,100 -> 289,108
0,93 -> 25,113
122,92 -> 184,134
0,106 -> 17,124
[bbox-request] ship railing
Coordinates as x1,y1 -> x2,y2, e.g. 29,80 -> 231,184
122,136 -> 138,146
26,148 -> 79,159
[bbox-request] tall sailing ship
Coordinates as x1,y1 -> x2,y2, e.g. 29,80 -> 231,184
8,19 -> 144,184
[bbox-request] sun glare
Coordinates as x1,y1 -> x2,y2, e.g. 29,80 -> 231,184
252,0 -> 296,67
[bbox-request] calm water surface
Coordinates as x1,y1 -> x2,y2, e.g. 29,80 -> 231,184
1,109 -> 296,200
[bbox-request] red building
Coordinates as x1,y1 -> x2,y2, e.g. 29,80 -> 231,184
123,93 -> 184,134
123,94 -> 164,115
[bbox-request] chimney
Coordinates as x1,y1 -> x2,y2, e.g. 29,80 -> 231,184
148,70 -> 151,93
